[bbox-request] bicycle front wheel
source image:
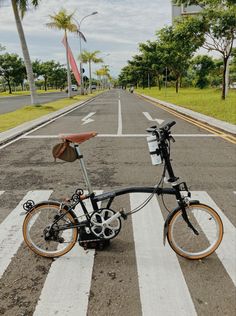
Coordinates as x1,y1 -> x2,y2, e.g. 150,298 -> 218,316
167,203 -> 223,260
23,202 -> 78,258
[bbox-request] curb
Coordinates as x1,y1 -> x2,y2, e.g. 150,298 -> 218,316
140,94 -> 236,135
0,95 -> 99,146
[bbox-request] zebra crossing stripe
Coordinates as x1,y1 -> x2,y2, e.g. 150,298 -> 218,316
33,191 -> 103,316
130,193 -> 197,316
191,191 -> 236,287
0,190 -> 52,278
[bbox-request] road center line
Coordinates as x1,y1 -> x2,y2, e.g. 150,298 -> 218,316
117,99 -> 123,135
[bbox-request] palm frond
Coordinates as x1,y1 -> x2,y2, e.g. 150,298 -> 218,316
16,0 -> 41,18
77,30 -> 87,42
46,8 -> 77,33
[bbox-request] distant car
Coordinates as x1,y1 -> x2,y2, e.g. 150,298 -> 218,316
71,85 -> 78,91
65,85 -> 78,93
91,85 -> 97,90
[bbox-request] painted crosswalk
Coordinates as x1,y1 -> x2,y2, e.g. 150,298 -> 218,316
0,190 -> 235,315
0,190 -> 52,278
191,191 -> 236,286
33,191 -> 102,316
131,193 -> 197,315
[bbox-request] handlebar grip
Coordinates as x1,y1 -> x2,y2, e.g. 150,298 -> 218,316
161,121 -> 176,131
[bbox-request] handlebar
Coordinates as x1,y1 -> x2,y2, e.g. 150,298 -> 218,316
161,121 -> 176,131
146,121 -> 176,141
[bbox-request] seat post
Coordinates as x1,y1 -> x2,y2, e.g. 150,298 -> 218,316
74,144 -> 93,194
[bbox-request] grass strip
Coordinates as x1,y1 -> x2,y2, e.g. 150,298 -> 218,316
0,89 -> 60,97
0,92 -> 101,132
136,87 -> 236,124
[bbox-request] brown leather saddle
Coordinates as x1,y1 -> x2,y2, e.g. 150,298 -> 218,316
52,131 -> 97,162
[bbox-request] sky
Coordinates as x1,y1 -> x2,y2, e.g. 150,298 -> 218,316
0,0 -> 172,78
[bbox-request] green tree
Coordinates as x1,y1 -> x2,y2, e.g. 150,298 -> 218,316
127,54 -> 147,88
97,65 -> 111,89
191,55 -> 215,88
173,0 -> 236,99
5,0 -> 41,104
0,53 -> 26,93
46,8 -> 78,98
229,47 -> 236,86
79,50 -> 103,93
48,62 -> 67,90
139,41 -> 165,90
156,16 -> 205,92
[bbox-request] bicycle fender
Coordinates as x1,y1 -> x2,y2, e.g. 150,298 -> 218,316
163,200 -> 199,246
24,200 -> 79,225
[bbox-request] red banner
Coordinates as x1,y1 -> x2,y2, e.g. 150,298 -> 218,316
62,36 -> 81,86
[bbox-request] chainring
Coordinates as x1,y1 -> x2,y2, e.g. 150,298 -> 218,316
89,208 -> 122,240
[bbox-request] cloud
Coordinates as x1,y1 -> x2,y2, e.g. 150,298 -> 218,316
0,0 -> 172,76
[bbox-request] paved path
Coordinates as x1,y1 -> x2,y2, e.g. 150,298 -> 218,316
0,89 -> 235,316
0,91 -> 78,114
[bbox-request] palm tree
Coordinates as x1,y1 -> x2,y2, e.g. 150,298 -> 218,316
99,65 -> 111,89
46,9 -> 77,98
7,0 -> 41,104
79,50 -> 103,93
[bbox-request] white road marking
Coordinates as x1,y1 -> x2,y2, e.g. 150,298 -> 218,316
131,193 -> 197,316
81,112 -> 96,125
0,98 -> 96,150
0,191 -> 4,197
0,190 -> 52,278
191,191 -> 236,286
33,191 -> 103,316
21,134 -> 221,139
117,99 -> 123,135
143,112 -> 164,125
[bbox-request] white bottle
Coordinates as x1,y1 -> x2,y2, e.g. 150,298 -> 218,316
147,136 -> 162,165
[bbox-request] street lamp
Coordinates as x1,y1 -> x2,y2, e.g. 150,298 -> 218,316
76,11 -> 98,95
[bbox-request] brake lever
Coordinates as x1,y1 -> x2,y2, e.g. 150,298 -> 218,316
170,135 -> 175,143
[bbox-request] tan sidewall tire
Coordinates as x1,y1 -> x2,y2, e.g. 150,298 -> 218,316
167,204 -> 223,260
23,204 -> 78,258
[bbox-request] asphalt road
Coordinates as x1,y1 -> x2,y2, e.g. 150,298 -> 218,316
0,89 -> 235,315
0,91 -> 78,114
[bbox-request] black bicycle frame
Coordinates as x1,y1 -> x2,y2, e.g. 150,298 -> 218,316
50,126 -> 195,233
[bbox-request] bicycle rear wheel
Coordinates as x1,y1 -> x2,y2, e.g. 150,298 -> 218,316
23,202 -> 78,258
167,203 -> 223,260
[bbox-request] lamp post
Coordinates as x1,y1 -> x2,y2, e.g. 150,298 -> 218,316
77,11 -> 98,95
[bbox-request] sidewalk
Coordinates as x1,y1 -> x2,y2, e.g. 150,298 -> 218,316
0,97 -> 96,146
141,94 -> 236,135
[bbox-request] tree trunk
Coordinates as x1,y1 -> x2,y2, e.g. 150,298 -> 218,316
89,61 -> 92,94
221,57 -> 228,100
175,77 -> 179,93
11,0 -> 37,105
156,74 -> 161,90
7,79 -> 12,94
64,31 -> 72,98
44,76 -> 47,91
